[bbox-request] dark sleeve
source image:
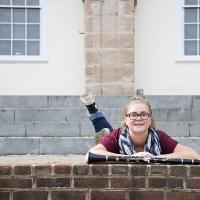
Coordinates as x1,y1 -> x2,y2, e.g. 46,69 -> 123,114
159,130 -> 178,154
99,128 -> 120,154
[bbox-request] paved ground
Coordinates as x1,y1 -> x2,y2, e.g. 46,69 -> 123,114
0,155 -> 86,165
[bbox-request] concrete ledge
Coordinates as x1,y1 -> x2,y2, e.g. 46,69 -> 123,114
0,155 -> 85,165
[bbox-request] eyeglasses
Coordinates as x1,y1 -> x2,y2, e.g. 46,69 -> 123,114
125,112 -> 151,120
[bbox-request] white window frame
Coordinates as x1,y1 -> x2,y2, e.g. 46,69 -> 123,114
0,0 -> 48,62
176,0 -> 200,62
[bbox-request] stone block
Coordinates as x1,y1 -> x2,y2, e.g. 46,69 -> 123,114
15,109 -> 66,121
85,16 -> 101,33
146,96 -> 192,109
192,96 -> 200,108
167,109 -> 191,121
39,137 -> 94,154
47,96 -> 82,108
155,121 -> 189,137
117,33 -> 134,48
84,33 -> 101,48
80,120 -> 94,137
152,109 -> 168,121
0,122 -> 25,137
85,50 -> 100,66
0,109 -> 14,121
174,137 -> 200,153
0,137 -> 40,154
117,16 -> 134,32
26,122 -> 80,137
192,108 -> 200,121
96,96 -> 129,108
0,96 -> 48,108
189,122 -> 200,137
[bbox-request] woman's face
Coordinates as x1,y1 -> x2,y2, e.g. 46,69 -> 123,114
124,103 -> 152,135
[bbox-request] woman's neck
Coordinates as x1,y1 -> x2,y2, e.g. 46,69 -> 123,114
130,131 -> 148,151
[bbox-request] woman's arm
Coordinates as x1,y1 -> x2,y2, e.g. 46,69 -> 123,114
157,143 -> 200,159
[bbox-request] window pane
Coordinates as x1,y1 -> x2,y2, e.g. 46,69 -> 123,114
184,40 -> 197,55
184,0 -> 198,5
199,24 -> 200,38
13,0 -> 25,5
13,8 -> 25,23
26,0 -> 39,6
13,40 -> 25,55
27,9 -> 40,23
13,24 -> 25,39
199,8 -> 200,22
184,8 -> 197,23
199,41 -> 200,55
27,24 -> 40,39
0,24 -> 11,39
27,41 -> 39,55
184,24 -> 197,39
0,8 -> 11,22
0,40 -> 11,55
0,0 -> 10,5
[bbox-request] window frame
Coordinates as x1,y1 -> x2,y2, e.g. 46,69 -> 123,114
0,0 -> 48,62
176,0 -> 200,62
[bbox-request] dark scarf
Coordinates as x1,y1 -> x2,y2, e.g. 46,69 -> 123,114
119,128 -> 161,155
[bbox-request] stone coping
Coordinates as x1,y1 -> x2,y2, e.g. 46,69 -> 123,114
0,155 -> 86,165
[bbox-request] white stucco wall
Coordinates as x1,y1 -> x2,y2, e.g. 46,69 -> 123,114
134,0 -> 200,95
0,0 -> 85,95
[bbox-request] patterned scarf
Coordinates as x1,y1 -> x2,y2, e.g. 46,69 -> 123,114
119,128 -> 161,155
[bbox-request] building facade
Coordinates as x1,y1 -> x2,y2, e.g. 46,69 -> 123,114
0,0 -> 199,154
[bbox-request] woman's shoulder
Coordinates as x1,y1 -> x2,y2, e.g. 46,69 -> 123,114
156,129 -> 169,137
157,129 -> 178,143
110,128 -> 122,137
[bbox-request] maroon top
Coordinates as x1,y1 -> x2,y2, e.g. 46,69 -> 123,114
100,128 -> 178,154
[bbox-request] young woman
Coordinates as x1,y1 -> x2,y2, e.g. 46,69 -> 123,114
80,93 -> 200,159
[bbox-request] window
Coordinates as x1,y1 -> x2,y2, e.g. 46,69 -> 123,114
177,0 -> 200,61
0,0 -> 48,62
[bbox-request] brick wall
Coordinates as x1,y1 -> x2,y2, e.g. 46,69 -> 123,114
0,163 -> 199,200
84,0 -> 136,95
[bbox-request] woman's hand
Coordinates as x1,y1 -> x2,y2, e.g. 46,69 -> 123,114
132,152 -> 155,158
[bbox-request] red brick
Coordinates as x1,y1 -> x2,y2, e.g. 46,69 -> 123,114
91,165 -> 108,175
148,178 -> 167,188
167,191 -> 200,200
14,165 -> 31,175
111,177 -> 145,188
0,192 -> 9,200
91,190 -> 125,200
74,177 -> 108,188
0,178 -> 32,188
186,178 -> 200,189
73,165 -> 89,175
111,165 -> 129,175
0,166 -> 12,176
36,178 -> 70,188
34,165 -> 51,176
170,166 -> 187,177
13,191 -> 48,200
51,191 -> 86,200
190,166 -> 200,177
167,178 -> 184,189
129,191 -> 164,200
150,165 -> 167,176
130,165 -> 147,176
54,164 -> 71,175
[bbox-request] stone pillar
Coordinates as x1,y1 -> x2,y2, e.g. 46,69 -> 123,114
84,0 -> 136,95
